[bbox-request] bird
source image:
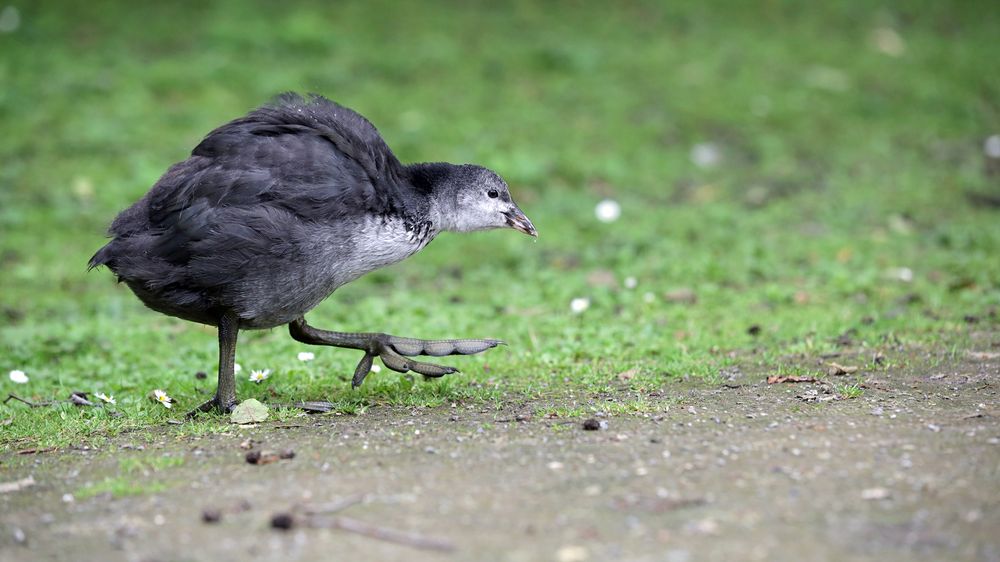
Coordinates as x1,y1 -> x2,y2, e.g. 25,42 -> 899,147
89,93 -> 536,415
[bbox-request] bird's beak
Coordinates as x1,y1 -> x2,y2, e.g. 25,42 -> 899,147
503,206 -> 537,237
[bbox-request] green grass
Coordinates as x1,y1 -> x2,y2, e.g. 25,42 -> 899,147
2,0 -> 999,450
74,455 -> 185,499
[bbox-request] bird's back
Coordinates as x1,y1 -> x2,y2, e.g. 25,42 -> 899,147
90,94 -> 421,328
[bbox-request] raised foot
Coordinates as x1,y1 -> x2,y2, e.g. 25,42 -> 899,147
185,395 -> 238,418
353,336 -> 504,388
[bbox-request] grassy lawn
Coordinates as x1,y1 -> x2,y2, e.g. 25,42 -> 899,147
2,0 -> 998,450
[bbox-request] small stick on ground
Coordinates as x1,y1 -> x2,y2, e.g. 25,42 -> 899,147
309,515 -> 455,552
300,495 -> 365,515
3,394 -> 47,408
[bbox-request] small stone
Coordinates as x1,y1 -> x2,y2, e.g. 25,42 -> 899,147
245,450 -> 262,464
861,487 -> 891,500
556,545 -> 589,562
581,419 -> 606,431
231,399 -> 269,424
201,509 -> 222,523
279,449 -> 296,460
270,513 -> 295,530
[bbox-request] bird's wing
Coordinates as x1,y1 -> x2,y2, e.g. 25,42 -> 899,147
98,95 -> 405,296
195,93 -> 404,189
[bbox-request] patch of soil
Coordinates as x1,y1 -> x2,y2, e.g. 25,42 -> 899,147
0,344 -> 998,562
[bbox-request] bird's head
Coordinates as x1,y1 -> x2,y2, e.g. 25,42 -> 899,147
418,163 -> 537,237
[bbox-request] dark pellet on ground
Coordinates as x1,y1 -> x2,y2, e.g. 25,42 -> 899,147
202,509 -> 222,523
245,450 -> 261,464
747,325 -> 762,336
195,371 -> 208,380
582,419 -> 602,431
270,513 -> 295,530
279,449 -> 295,460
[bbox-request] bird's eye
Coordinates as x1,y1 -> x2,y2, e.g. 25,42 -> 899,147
487,189 -> 499,199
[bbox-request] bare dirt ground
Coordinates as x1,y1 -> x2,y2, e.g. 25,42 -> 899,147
2,339 -> 998,562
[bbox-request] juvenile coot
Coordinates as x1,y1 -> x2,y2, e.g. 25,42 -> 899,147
89,93 -> 536,414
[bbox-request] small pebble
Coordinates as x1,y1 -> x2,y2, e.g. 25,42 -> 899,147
270,513 -> 295,530
202,509 -> 222,524
861,487 -> 891,500
581,419 -> 605,431
245,450 -> 262,464
279,449 -> 296,460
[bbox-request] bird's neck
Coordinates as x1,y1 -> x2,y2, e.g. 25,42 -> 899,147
404,162 -> 461,233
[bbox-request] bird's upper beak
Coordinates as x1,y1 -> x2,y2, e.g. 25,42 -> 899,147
503,206 -> 537,237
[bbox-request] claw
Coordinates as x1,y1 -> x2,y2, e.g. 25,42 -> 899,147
351,352 -> 375,388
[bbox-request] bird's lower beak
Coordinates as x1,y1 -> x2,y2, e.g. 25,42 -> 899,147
503,207 -> 538,237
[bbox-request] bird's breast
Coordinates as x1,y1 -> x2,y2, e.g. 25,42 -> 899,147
324,216 -> 437,284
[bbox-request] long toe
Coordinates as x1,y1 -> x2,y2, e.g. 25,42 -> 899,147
387,336 -> 504,357
378,347 -> 458,377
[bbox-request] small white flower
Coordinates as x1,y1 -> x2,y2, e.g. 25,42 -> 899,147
690,142 -> 722,168
95,392 -> 116,405
153,389 -> 172,409
233,363 -> 242,374
370,364 -> 381,374
984,134 -> 1000,159
570,297 -> 590,314
249,369 -> 270,383
594,199 -> 621,223
888,267 -> 914,283
8,370 -> 28,384
624,276 -> 638,290
297,352 -> 315,362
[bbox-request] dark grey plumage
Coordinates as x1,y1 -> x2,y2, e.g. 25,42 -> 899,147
90,93 -> 536,413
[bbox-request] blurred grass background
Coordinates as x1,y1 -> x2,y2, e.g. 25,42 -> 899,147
1,0 -> 998,447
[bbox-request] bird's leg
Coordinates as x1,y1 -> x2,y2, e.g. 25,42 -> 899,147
288,317 -> 503,388
187,311 -> 240,416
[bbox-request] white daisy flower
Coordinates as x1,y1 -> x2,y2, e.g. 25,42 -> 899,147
233,363 -> 242,374
249,369 -> 270,383
95,392 -> 116,405
297,352 -> 315,362
153,389 -> 172,409
594,199 -> 621,223
570,297 -> 590,314
370,364 -> 381,374
9,370 -> 28,384
623,276 -> 638,290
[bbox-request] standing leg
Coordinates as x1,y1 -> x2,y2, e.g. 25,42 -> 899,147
188,311 -> 240,416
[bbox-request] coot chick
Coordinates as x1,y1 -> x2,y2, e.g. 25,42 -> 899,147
89,93 -> 536,414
